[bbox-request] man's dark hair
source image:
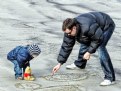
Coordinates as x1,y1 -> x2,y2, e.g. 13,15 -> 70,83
62,18 -> 78,31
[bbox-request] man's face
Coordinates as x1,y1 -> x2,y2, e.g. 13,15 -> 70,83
64,26 -> 77,36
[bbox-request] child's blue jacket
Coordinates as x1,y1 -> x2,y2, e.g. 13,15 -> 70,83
7,46 -> 33,68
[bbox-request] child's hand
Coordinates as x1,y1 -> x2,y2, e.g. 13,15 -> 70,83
25,61 -> 28,64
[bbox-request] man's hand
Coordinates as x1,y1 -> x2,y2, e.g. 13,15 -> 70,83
83,52 -> 91,60
52,63 -> 62,76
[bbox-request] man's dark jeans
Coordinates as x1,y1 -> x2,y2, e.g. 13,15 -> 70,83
74,23 -> 115,82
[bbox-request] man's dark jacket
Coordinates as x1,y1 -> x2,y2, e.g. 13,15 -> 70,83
7,46 -> 33,68
57,12 -> 115,64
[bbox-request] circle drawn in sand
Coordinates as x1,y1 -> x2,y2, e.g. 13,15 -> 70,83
41,85 -> 86,91
43,73 -> 88,82
15,82 -> 42,91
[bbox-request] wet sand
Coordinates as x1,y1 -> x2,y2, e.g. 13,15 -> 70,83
0,0 -> 121,91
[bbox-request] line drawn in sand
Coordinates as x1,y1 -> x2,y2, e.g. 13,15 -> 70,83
15,82 -> 42,91
42,72 -> 88,82
40,85 -> 86,91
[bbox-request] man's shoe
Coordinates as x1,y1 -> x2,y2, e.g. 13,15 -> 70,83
66,63 -> 79,70
100,79 -> 115,86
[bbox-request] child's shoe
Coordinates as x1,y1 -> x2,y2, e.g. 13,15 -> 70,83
16,77 -> 23,80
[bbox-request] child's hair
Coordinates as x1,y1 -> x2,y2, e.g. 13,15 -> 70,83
28,44 -> 41,56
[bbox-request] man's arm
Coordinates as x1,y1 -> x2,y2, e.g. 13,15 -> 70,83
57,33 -> 76,64
87,27 -> 103,54
52,33 -> 75,75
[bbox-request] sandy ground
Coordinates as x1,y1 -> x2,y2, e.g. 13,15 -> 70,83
0,0 -> 121,91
